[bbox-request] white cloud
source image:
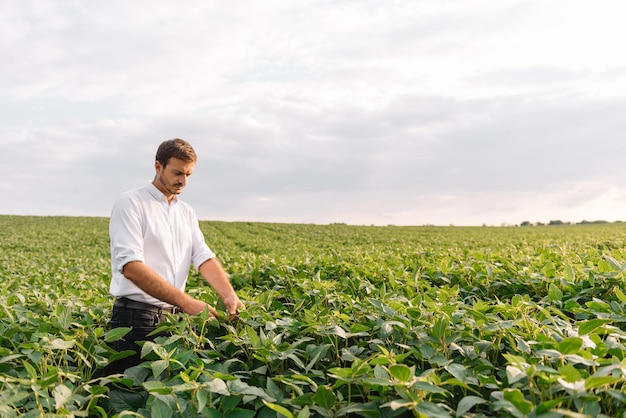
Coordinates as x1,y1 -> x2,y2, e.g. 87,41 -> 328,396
1,0 -> 626,225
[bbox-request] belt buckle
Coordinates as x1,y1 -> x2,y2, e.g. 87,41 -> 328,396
163,305 -> 181,314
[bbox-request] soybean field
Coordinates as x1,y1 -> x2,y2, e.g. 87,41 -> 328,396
2,215 -> 626,417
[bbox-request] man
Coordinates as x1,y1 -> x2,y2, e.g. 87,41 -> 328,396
107,138 -> 244,374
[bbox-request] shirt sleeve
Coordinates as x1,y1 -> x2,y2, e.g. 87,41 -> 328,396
190,211 -> 216,269
109,193 -> 145,274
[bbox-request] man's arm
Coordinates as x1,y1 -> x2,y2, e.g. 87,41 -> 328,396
123,261 -> 216,316
198,257 -> 244,315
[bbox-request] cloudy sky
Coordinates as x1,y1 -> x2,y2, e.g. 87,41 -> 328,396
2,1 -> 626,226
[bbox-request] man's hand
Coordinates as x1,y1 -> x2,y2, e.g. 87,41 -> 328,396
223,295 -> 244,316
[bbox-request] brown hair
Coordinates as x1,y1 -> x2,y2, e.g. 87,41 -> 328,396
155,138 -> 197,167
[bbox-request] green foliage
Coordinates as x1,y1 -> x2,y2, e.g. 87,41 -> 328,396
2,216 -> 626,416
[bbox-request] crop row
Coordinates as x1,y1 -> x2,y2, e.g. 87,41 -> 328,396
1,216 -> 626,417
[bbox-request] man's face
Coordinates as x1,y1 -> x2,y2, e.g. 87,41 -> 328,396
154,157 -> 195,197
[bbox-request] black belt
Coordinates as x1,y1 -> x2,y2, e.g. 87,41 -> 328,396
114,297 -> 182,314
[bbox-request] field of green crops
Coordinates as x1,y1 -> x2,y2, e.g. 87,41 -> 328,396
2,215 -> 626,417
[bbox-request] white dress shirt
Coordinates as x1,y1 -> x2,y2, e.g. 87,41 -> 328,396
109,183 -> 216,307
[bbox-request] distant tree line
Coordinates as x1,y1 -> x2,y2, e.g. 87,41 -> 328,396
519,220 -> 622,227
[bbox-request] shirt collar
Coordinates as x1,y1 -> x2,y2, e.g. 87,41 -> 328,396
146,182 -> 179,204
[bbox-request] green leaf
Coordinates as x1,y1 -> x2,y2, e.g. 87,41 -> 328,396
431,318 -> 449,340
107,349 -> 136,364
55,305 -> 72,330
305,344 -> 329,373
586,299 -> 610,312
598,259 -> 612,273
503,388 -> 533,415
266,377 -> 283,401
202,408 -> 221,418
221,395 -> 243,413
558,337 -> 582,355
234,383 -> 274,401
246,325 -> 260,348
558,364 -> 582,382
289,393 -> 315,406
506,365 -> 526,384
548,283 -> 563,301
362,377 -> 393,387
587,271 -> 596,286
213,372 -> 238,381
38,368 -> 60,387
47,338 -> 75,350
603,255 -> 622,271
150,397 -> 173,418
615,287 -> 626,303
328,367 -> 352,380
151,360 -> 168,378
389,364 -> 412,382
314,386 -> 336,410
262,400 -> 294,418
456,396 -> 487,417
585,375 -> 620,390
382,400 -> 415,411
415,401 -> 453,417
413,381 -> 448,394
108,389 -> 149,413
225,408 -> 256,418
578,319 -> 612,336
332,325 -> 348,339
445,363 -> 466,382
22,360 -> 38,380
297,406 -> 311,418
605,389 -> 626,403
202,378 -> 230,395
140,341 -> 167,360
563,264 -> 575,281
542,262 -> 556,278
336,402 -> 381,416
407,307 -> 422,318
0,389 -> 30,407
104,327 -> 132,343
196,389 -> 208,413
0,354 -> 24,364
535,397 -> 568,414
142,381 -> 173,395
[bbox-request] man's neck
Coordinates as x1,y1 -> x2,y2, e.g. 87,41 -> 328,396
152,180 -> 175,204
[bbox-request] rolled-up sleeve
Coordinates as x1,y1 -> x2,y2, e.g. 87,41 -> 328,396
190,212 -> 215,270
110,195 -> 145,274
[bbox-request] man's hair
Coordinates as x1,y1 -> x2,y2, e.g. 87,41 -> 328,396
155,138 -> 197,167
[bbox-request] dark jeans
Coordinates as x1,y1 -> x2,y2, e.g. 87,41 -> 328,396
105,305 -> 169,375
